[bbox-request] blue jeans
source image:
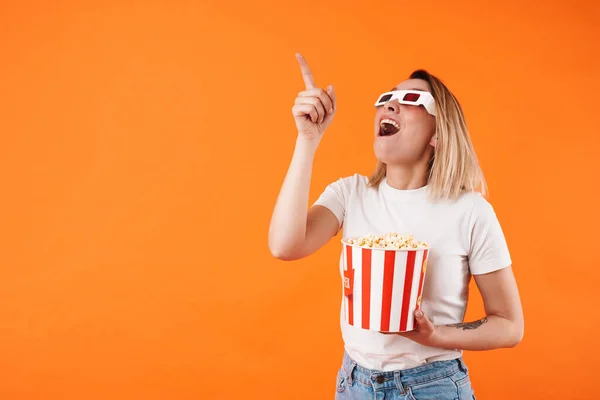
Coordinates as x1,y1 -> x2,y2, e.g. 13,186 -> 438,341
335,352 -> 476,400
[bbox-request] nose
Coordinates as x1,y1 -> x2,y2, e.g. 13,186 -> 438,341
384,99 -> 400,114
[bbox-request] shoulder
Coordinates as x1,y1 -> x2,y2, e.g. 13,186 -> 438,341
451,191 -> 494,211
436,191 -> 498,225
453,191 -> 501,227
327,173 -> 371,192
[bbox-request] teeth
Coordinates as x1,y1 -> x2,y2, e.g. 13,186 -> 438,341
380,118 -> 400,130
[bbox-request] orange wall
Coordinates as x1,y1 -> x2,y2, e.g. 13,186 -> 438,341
1,1 -> 599,399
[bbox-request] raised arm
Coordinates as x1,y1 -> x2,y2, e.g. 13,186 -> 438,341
268,54 -> 338,261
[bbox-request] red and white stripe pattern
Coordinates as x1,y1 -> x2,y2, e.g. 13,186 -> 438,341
342,245 -> 429,332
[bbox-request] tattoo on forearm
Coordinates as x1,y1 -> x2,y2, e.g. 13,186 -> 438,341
448,317 -> 489,330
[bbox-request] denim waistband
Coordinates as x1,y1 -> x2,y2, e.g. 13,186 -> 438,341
341,351 -> 468,392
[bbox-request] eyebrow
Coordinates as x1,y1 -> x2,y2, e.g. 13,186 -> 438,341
390,87 -> 428,92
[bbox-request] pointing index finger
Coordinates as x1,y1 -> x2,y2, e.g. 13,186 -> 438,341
296,53 -> 316,90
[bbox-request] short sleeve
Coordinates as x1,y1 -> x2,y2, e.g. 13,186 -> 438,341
312,177 -> 347,229
468,197 -> 512,275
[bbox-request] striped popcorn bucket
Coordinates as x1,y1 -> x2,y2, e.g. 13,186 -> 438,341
341,239 -> 429,333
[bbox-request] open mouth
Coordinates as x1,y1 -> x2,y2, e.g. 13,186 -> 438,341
379,118 -> 400,136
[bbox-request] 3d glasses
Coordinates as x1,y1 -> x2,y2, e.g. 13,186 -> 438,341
374,90 -> 437,117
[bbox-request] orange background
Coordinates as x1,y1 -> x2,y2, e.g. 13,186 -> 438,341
1,1 -> 599,399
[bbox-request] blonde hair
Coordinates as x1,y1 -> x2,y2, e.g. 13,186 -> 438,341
368,69 -> 487,201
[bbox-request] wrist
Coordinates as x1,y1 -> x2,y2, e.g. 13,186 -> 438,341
432,326 -> 452,348
295,135 -> 320,154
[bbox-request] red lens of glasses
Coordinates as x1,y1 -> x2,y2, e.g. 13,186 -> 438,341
402,93 -> 421,102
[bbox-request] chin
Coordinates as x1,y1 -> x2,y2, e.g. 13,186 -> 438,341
375,147 -> 426,166
374,142 -> 402,165
373,150 -> 403,165
374,139 -> 434,166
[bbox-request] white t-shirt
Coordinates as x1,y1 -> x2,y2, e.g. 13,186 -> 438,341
313,174 -> 512,371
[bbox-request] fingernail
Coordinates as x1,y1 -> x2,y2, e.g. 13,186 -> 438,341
415,310 -> 423,318
329,108 -> 334,113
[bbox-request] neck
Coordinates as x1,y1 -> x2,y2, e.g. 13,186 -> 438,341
384,163 -> 429,190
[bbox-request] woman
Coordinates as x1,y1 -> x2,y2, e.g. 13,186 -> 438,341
268,53 -> 524,400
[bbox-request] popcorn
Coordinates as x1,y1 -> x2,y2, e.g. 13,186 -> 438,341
343,232 -> 428,250
340,232 -> 431,332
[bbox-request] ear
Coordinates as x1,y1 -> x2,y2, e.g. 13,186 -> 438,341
429,133 -> 438,148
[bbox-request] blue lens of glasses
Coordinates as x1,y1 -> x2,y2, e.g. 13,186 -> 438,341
378,94 -> 393,103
